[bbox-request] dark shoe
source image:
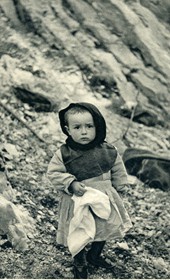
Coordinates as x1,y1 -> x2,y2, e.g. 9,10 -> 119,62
73,265 -> 88,279
86,254 -> 113,269
73,248 -> 88,278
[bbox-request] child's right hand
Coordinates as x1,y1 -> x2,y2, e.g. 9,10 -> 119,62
70,181 -> 87,196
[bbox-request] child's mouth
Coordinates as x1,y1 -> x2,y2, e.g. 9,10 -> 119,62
81,138 -> 89,141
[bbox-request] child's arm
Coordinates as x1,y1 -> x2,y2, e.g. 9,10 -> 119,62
111,152 -> 129,194
47,149 -> 77,195
47,149 -> 86,196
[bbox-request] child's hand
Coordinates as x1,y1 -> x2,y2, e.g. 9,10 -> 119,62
70,181 -> 87,196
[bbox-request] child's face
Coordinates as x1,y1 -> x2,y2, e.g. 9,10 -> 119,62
65,111 -> 96,145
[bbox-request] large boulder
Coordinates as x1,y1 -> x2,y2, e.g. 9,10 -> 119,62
0,145 -> 35,250
123,148 -> 170,191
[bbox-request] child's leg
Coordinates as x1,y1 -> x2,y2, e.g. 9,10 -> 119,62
88,241 -> 106,258
87,241 -> 113,268
73,248 -> 87,279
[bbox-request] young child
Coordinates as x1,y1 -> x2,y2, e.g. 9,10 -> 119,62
47,102 -> 132,278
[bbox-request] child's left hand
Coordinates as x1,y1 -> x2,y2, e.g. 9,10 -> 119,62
116,184 -> 130,195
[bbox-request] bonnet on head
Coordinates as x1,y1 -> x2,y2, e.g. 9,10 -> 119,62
58,102 -> 106,149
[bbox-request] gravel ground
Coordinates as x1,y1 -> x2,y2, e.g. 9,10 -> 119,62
0,95 -> 170,279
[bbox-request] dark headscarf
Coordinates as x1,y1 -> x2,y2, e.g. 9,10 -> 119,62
59,102 -> 106,150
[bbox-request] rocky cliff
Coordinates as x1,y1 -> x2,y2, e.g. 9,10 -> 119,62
0,0 -> 170,152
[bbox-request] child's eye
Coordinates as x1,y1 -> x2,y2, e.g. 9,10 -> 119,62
74,126 -> 80,129
87,124 -> 94,128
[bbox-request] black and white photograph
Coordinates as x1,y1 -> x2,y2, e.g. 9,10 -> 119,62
0,0 -> 170,279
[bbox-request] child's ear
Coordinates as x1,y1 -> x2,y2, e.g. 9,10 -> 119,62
65,125 -> 70,134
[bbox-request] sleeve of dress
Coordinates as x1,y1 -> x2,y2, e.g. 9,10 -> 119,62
111,152 -> 128,192
47,149 -> 76,195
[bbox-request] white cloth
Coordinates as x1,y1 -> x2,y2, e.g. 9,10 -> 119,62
67,187 -> 111,257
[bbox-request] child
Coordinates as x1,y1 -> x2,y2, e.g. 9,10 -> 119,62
47,102 -> 132,279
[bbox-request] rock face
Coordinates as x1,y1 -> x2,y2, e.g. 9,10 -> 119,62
0,0 -> 169,143
140,0 -> 170,25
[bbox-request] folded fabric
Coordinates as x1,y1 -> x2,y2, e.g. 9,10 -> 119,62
67,187 -> 111,257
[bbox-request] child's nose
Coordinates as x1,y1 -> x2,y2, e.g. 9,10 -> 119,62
81,127 -> 87,134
